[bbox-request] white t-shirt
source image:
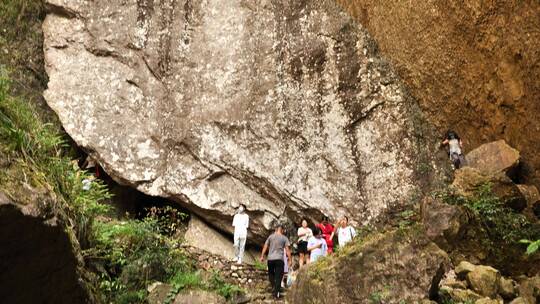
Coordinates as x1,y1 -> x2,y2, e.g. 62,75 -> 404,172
297,227 -> 312,242
307,237 -> 327,262
337,226 -> 356,247
232,213 -> 249,237
449,139 -> 462,155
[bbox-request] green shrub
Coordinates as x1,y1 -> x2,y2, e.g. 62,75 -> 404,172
89,218 -> 191,303
437,183 -> 539,245
207,271 -> 244,300
0,72 -> 112,244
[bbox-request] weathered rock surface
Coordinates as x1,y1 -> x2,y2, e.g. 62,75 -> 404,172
518,184 -> 540,221
184,216 -> 257,264
421,196 -> 467,250
43,0 -> 427,241
288,230 -> 449,303
452,167 -> 527,211
509,297 -> 528,304
466,265 -> 501,298
517,275 -> 540,304
147,282 -> 172,304
0,192 -> 94,303
455,261 -> 478,279
499,277 -> 517,300
336,0 -> 540,189
173,290 -> 225,304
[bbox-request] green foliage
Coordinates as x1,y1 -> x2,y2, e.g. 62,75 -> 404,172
0,72 -> 112,242
164,271 -> 205,304
0,0 -> 45,41
397,209 -> 416,230
520,239 -> 540,255
145,206 -> 189,236
115,290 -> 148,304
437,183 -> 539,245
88,216 -> 195,303
163,270 -> 243,303
89,218 -> 189,298
368,286 -> 391,304
253,260 -> 267,271
207,271 -> 244,300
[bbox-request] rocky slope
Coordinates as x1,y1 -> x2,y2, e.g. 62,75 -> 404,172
336,0 -> 540,188
43,0 -> 434,241
289,228 -> 450,303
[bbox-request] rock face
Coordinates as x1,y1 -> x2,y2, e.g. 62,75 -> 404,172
288,230 -> 449,303
336,0 -> 540,188
43,0 -> 426,241
184,216 -> 257,264
0,193 -> 94,303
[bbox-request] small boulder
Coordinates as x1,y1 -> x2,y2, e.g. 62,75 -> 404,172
498,276 -> 516,300
517,184 -> 540,221
509,297 -> 528,304
465,140 -> 520,178
452,167 -> 527,211
173,290 -> 226,304
147,282 -> 172,304
475,298 -> 501,304
466,265 -> 500,298
455,261 -> 478,279
440,286 -> 483,302
421,196 -> 467,249
517,275 -> 540,304
441,275 -> 469,290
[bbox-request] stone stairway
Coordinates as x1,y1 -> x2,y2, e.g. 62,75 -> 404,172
184,245 -> 288,303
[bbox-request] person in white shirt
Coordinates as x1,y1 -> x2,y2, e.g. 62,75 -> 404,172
307,227 -> 327,263
336,216 -> 356,247
232,204 -> 249,264
297,219 -> 312,266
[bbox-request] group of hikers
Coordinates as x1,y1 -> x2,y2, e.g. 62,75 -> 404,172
232,206 -> 357,299
229,130 -> 466,299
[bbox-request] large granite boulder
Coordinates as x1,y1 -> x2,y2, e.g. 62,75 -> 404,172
288,230 -> 450,303
465,140 -> 520,178
43,0 -> 426,241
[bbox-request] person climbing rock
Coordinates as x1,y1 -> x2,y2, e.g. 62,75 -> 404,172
316,216 -> 335,253
297,219 -> 313,266
336,216 -> 356,247
307,227 -> 327,262
259,224 -> 292,299
441,130 -> 465,169
232,204 -> 249,264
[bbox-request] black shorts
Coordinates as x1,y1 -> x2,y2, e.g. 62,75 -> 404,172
298,241 -> 308,254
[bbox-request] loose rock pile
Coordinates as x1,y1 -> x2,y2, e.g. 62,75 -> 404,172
440,261 -> 540,304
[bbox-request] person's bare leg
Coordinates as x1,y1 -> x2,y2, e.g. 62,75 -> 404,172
299,253 -> 304,266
